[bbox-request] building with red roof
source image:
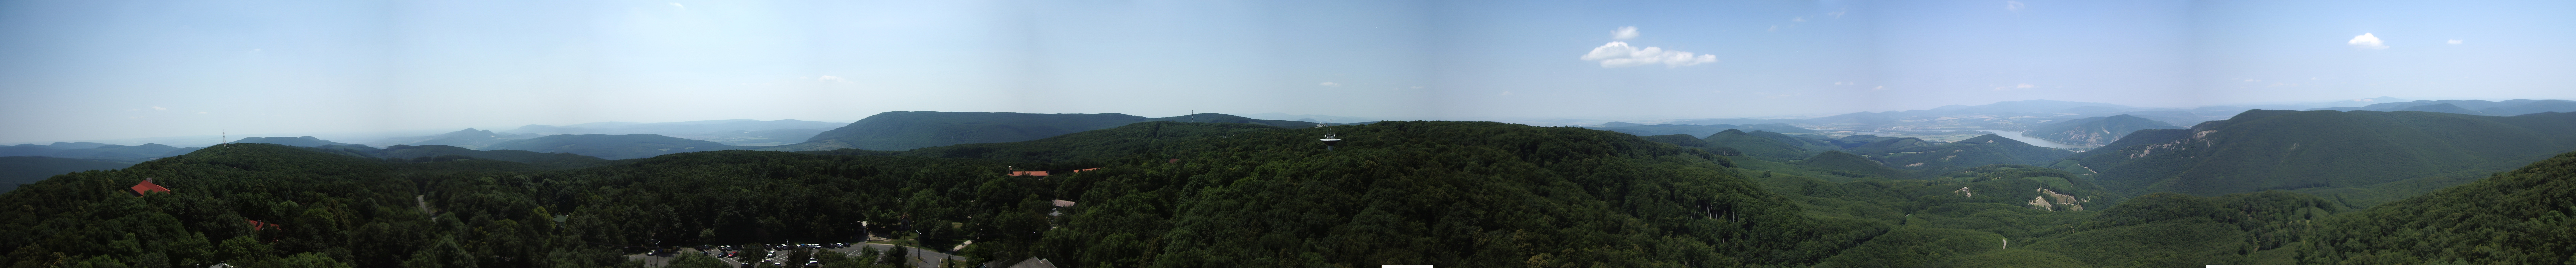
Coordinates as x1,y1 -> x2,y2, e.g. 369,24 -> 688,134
1009,171 -> 1049,176
129,178 -> 171,196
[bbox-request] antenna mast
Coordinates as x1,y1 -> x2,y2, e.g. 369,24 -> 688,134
1318,121 -> 1341,151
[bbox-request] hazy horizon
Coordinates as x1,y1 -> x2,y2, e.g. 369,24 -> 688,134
0,96 -> 2439,146
6,0 -> 2571,144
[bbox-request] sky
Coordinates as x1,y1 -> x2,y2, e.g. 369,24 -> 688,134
2,0 -> 2572,144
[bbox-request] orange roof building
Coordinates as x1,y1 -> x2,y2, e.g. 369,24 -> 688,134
246,219 -> 280,231
1072,168 -> 1100,173
129,179 -> 171,196
1009,171 -> 1050,176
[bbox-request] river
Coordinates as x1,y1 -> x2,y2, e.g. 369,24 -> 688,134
1953,130 -> 2094,150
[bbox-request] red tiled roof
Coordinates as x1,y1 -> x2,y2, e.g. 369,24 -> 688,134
1073,168 -> 1099,173
246,219 -> 280,231
1009,171 -> 1050,176
130,179 -> 171,196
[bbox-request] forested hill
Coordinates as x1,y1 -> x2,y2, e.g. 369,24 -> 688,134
10,117 -> 2576,267
798,120 -> 1883,266
233,136 -> 367,148
0,121 -> 1879,267
2294,150 -> 2576,264
1145,113 -> 1322,128
2075,110 -> 2576,203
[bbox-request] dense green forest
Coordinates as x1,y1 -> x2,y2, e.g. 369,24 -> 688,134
2074,110 -> 2576,206
3,117 -> 2572,267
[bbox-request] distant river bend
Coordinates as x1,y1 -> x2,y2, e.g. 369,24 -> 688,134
1953,130 -> 2094,150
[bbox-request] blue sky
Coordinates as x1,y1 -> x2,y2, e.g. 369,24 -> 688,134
3,0 -> 2571,143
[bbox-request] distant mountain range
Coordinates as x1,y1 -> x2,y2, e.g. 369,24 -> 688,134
0,156 -> 134,193
2305,99 -> 2576,116
360,119 -> 849,148
0,143 -> 200,162
1646,98 -> 2463,136
221,132 -> 744,161
1585,123 -> 1818,137
483,134 -> 761,160
1794,99 -> 2220,132
767,111 -> 1346,152
500,119 -> 848,146
368,128 -> 531,150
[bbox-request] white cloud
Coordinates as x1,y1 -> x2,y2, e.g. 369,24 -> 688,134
817,75 -> 845,82
1320,82 -> 1340,87
152,106 -> 166,110
2348,33 -> 2388,49
669,3 -> 684,9
1792,17 -> 1805,22
1612,26 -> 1638,40
1581,42 -> 1718,68
2006,1 -> 2025,11
2016,83 -> 2036,89
2448,39 -> 2463,45
195,112 -> 207,114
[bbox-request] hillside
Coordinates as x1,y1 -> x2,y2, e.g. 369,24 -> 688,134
1865,135 -> 2077,173
0,121 -> 1879,268
1702,129 -> 1832,161
2074,110 -> 2576,202
0,156 -> 135,193
232,136 -> 367,148
7,116 -> 2576,266
484,134 -> 758,160
2027,114 -> 2184,146
2295,151 -> 2576,264
374,144 -> 610,169
1792,151 -> 1915,179
1146,113 -> 1321,128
